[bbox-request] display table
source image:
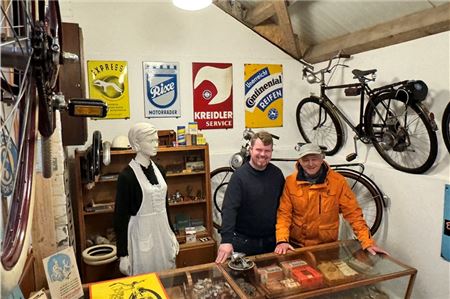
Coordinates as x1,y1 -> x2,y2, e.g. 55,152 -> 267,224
64,240 -> 415,298
158,240 -> 417,299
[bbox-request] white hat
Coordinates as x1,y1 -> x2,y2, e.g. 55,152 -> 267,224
111,135 -> 130,149
298,143 -> 322,158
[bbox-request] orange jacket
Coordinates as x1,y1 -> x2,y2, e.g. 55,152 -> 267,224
276,163 -> 374,249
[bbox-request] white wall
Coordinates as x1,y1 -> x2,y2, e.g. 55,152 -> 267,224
61,1 -> 449,298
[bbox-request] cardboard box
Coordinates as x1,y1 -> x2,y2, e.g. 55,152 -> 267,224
292,265 -> 323,289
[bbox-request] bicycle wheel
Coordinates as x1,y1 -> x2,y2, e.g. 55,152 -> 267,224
442,102 -> 450,153
296,96 -> 343,155
1,0 -> 62,294
132,288 -> 162,299
335,169 -> 384,237
210,167 -> 234,228
365,92 -> 438,174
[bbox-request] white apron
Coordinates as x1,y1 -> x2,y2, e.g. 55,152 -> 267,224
128,159 -> 179,275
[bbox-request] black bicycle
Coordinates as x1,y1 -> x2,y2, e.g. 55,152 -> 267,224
296,52 -> 438,174
1,0 -> 106,290
442,101 -> 450,153
210,129 -> 385,238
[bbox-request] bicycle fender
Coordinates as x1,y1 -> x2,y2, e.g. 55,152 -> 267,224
415,102 -> 438,131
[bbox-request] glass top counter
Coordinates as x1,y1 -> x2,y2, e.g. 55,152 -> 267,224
158,240 -> 417,299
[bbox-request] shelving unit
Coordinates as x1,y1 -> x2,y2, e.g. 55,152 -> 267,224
72,144 -> 215,283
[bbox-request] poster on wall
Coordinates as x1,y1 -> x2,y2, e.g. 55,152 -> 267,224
143,62 -> 180,118
193,62 -> 233,130
244,64 -> 283,128
87,60 -> 130,119
43,246 -> 83,299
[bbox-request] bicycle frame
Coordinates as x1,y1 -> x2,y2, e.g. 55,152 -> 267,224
319,79 -> 411,140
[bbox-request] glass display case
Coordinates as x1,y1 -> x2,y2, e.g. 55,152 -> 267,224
158,240 -> 417,299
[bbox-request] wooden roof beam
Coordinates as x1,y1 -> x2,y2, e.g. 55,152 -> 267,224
254,1 -> 300,58
304,3 -> 450,63
245,2 -> 275,26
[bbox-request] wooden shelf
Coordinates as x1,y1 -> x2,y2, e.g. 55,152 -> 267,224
169,199 -> 206,206
166,171 -> 205,177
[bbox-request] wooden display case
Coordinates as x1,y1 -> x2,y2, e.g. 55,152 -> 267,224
72,144 -> 215,283
157,240 -> 417,298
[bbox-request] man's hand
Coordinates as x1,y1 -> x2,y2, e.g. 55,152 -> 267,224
366,245 -> 389,256
215,243 -> 233,263
274,243 -> 294,255
119,256 -> 131,276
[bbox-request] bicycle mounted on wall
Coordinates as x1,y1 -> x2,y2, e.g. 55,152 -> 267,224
296,52 -> 438,174
210,129 -> 386,241
1,0 -> 107,289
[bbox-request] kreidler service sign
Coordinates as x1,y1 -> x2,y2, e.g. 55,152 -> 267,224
193,62 -> 233,130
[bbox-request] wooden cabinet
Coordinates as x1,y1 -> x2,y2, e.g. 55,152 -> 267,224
72,144 -> 215,283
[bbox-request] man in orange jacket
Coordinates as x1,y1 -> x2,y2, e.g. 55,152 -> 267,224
275,143 -> 387,256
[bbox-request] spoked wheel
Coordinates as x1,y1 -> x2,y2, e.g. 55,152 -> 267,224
210,167 -> 234,229
296,96 -> 343,156
365,92 -> 438,174
335,169 -> 384,239
442,102 -> 450,153
1,0 -> 63,294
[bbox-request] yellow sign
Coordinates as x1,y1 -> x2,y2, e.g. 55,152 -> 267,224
89,272 -> 168,299
244,64 -> 283,128
87,60 -> 130,119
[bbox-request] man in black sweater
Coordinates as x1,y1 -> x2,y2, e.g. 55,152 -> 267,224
215,131 -> 285,263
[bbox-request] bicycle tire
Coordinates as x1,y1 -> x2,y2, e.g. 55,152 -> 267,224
364,91 -> 438,174
442,102 -> 450,153
296,96 -> 344,156
335,169 -> 384,236
1,0 -> 63,293
210,167 -> 234,228
1,0 -> 38,292
132,288 -> 162,299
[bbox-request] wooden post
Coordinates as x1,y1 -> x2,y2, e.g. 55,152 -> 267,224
32,173 -> 57,290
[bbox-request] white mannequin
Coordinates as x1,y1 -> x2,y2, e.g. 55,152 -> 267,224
117,122 -> 178,276
119,123 -> 158,275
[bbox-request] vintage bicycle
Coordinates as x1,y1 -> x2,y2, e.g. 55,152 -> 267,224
109,280 -> 162,299
1,0 -> 106,293
296,52 -> 438,174
210,129 -> 386,240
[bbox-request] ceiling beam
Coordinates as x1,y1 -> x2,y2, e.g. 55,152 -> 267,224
254,1 -> 300,58
304,3 -> 450,63
245,2 -> 275,26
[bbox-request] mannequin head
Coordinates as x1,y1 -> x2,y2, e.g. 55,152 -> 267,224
128,123 -> 159,159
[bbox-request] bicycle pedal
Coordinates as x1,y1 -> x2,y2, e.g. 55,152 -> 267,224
346,153 -> 357,162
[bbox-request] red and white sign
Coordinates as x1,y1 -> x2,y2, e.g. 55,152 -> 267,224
193,62 -> 233,130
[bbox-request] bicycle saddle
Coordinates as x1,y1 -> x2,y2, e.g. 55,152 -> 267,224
352,69 -> 377,78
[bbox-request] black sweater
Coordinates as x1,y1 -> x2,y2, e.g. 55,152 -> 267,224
113,161 -> 172,257
220,162 -> 285,244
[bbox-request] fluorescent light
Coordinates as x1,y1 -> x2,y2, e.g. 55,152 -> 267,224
172,0 -> 212,11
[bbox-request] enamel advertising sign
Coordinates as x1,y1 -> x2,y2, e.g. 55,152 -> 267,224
87,60 -> 130,119
143,62 -> 180,118
193,62 -> 233,130
245,64 -> 283,128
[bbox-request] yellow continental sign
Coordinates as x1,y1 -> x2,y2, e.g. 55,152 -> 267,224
244,64 -> 283,128
87,60 -> 130,119
89,272 -> 168,299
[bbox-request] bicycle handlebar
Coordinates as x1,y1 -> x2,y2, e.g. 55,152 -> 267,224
302,51 -> 351,83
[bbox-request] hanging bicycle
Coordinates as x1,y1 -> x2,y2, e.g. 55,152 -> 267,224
210,129 -> 385,239
1,0 -> 106,293
296,52 -> 438,174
